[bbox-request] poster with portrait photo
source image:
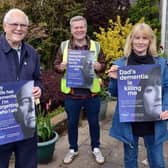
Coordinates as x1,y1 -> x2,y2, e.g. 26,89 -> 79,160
118,64 -> 162,122
66,50 -> 95,89
0,80 -> 35,145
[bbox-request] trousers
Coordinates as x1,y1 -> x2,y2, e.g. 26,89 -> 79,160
124,135 -> 165,168
65,96 -> 100,151
0,135 -> 37,168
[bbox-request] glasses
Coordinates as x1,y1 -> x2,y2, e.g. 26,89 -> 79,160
6,22 -> 28,29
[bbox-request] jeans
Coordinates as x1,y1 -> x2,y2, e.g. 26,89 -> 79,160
124,135 -> 165,168
0,135 -> 37,168
65,96 -> 100,151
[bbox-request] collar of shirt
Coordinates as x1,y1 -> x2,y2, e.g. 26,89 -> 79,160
13,45 -> 22,63
74,45 -> 88,50
70,35 -> 91,50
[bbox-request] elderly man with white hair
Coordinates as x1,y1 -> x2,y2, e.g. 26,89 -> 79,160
0,8 -> 42,168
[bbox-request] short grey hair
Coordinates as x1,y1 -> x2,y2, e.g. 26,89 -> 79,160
70,16 -> 87,28
3,8 -> 29,25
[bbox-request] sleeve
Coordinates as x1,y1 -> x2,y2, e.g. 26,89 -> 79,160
33,51 -> 42,89
96,48 -> 106,73
53,47 -> 65,73
108,60 -> 121,97
108,78 -> 118,97
162,60 -> 168,111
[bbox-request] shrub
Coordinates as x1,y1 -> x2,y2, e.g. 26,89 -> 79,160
40,70 -> 65,115
85,0 -> 130,33
94,15 -> 160,70
94,16 -> 133,69
128,0 -> 160,46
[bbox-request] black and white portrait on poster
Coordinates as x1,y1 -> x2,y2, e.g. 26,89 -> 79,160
66,50 -> 95,89
0,80 -> 35,145
118,64 -> 162,122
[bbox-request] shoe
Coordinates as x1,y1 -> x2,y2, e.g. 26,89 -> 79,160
63,149 -> 79,164
92,148 -> 105,164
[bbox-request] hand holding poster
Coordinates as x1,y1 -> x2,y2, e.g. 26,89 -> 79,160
0,80 -> 35,145
67,50 -> 95,89
118,64 -> 162,122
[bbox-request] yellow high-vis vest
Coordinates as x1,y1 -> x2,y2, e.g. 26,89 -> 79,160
61,40 -> 101,94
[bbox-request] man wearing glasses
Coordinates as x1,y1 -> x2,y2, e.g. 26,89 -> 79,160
0,8 -> 42,168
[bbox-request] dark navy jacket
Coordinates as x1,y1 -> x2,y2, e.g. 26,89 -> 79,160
0,34 -> 42,87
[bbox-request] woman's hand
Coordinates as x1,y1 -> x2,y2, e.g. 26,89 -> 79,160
106,65 -> 119,79
160,110 -> 168,120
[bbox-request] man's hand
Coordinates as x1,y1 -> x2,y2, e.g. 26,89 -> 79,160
94,62 -> 102,71
60,62 -> 67,71
33,87 -> 41,99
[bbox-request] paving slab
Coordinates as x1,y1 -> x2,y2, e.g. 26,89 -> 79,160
37,101 -> 168,168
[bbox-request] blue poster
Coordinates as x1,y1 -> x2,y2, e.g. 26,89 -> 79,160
118,64 -> 162,122
67,50 -> 95,88
0,80 -> 35,145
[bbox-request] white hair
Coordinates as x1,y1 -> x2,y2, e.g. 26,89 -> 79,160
3,8 -> 29,25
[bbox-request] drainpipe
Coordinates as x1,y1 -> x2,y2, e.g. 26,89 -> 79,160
161,0 -> 167,56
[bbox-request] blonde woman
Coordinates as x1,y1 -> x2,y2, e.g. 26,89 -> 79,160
108,23 -> 168,168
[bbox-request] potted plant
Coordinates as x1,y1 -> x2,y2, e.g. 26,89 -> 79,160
37,110 -> 59,164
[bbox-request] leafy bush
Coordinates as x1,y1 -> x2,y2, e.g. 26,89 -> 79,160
27,0 -> 85,69
40,70 -> 65,114
94,14 -> 160,70
94,16 -> 133,68
85,0 -> 130,33
0,0 -> 85,70
128,0 -> 160,26
128,0 -> 160,45
0,0 -> 160,69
